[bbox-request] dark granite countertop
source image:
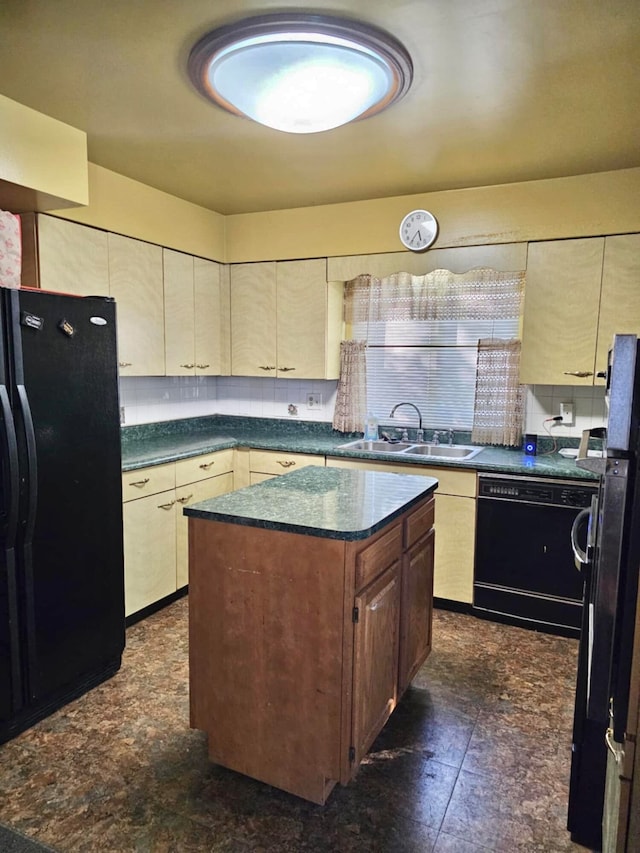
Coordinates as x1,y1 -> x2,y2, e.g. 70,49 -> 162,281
183,465 -> 438,540
120,414 -> 598,482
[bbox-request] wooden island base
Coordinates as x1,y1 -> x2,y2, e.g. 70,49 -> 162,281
187,471 -> 435,804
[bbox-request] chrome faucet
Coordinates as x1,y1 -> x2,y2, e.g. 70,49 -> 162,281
389,402 -> 424,442
432,430 -> 442,445
447,428 -> 454,446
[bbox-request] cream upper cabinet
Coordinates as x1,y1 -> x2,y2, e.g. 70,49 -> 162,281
276,258 -> 342,379
163,249 -> 196,375
520,238 -> 604,385
520,234 -> 640,386
164,249 -> 228,376
36,214 -> 110,297
108,233 -> 165,376
594,234 -> 640,383
194,256 -> 228,375
230,259 -> 342,379
231,261 -> 277,376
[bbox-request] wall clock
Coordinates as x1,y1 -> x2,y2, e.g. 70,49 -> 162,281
399,209 -> 438,252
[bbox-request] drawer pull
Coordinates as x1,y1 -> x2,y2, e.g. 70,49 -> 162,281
278,366 -> 296,372
563,370 -> 593,378
199,462 -> 215,470
180,363 -> 195,369
119,361 -> 132,368
158,500 -> 176,510
196,364 -> 210,369
176,494 -> 193,504
129,478 -> 150,487
259,365 -> 276,371
277,460 -> 296,468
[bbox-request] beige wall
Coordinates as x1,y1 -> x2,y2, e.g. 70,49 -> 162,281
3,92 -> 640,265
0,94 -> 88,212
50,164 -> 226,262
225,168 -> 640,263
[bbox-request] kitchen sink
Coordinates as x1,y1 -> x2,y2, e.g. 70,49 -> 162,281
337,439 -> 483,461
403,444 -> 483,460
339,440 -> 415,453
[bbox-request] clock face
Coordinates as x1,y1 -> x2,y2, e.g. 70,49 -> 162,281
399,210 -> 438,251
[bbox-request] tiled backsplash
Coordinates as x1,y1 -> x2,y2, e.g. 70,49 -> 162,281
120,376 -> 607,440
119,376 -> 339,426
524,384 -> 606,439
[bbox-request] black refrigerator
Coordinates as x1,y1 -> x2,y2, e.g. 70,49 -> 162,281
568,334 -> 640,850
0,287 -> 125,745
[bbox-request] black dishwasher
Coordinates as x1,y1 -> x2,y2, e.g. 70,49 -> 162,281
473,474 -> 598,638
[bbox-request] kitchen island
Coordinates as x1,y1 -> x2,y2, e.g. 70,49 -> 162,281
185,465 -> 438,803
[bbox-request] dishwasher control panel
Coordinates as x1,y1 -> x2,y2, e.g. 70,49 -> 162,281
478,475 -> 597,507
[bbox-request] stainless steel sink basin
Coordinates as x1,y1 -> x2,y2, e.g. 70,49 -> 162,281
402,444 -> 483,460
338,440 -> 415,453
337,439 -> 483,461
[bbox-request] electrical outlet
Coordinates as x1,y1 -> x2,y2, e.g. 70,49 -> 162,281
306,393 -> 323,409
560,401 -> 574,425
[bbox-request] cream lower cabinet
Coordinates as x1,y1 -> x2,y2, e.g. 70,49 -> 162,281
230,259 -> 342,379
520,234 -> 640,385
122,450 -> 233,617
234,447 -> 325,488
327,457 -> 476,604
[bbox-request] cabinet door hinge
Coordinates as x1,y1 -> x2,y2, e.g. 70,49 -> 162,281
349,746 -> 356,763
352,606 -> 359,623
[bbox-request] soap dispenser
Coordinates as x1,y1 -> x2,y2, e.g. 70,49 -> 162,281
364,412 -> 379,441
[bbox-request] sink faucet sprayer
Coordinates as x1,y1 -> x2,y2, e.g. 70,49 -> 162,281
389,402 -> 424,442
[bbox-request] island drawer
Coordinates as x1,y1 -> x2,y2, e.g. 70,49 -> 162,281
404,497 -> 435,549
122,462 -> 175,502
249,449 -> 324,476
175,449 -> 234,486
355,523 -> 403,592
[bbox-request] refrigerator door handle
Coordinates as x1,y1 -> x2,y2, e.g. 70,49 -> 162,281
16,384 -> 38,543
571,506 -> 591,570
0,382 -> 24,713
16,383 -> 39,689
0,384 -> 20,545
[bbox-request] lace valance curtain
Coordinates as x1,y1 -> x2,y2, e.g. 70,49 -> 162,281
344,268 -> 525,325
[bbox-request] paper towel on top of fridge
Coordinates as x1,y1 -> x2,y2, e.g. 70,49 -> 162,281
0,210 -> 21,289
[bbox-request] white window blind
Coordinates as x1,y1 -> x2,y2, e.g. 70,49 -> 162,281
345,270 -> 525,432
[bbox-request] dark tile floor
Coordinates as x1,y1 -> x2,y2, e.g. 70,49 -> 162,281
0,598 -> 588,852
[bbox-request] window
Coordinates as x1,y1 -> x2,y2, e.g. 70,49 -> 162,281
344,269 -> 525,433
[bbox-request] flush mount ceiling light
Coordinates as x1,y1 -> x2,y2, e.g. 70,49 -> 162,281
187,13 -> 413,134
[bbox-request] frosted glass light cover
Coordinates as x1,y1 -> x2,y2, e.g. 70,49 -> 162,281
188,14 -> 412,134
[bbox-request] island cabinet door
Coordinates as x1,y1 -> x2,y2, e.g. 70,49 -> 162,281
398,528 -> 435,696
351,562 -> 401,770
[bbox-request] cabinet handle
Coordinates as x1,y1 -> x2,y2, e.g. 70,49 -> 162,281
129,478 -> 150,488
119,361 -> 132,367
196,364 -> 210,369
259,365 -> 276,371
158,500 -> 176,510
199,462 -> 215,470
277,460 -> 296,468
278,366 -> 296,372
180,363 -> 195,369
176,494 -> 193,504
563,370 -> 593,377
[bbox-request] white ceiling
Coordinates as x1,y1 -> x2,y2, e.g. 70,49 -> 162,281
1,0 -> 639,215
